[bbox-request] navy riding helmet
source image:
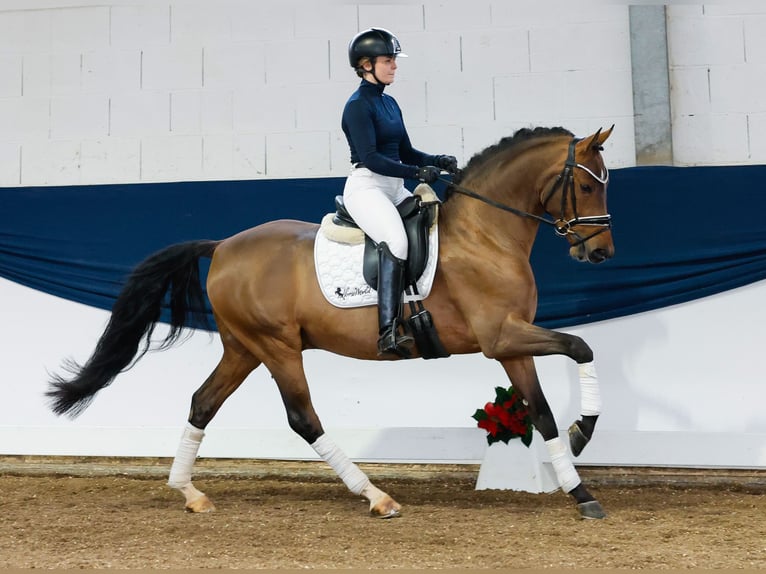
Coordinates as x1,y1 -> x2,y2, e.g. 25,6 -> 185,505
347,27 -> 408,68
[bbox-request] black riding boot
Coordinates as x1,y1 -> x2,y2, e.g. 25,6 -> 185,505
376,242 -> 415,358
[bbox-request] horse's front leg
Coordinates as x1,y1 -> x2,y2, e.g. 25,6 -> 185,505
568,361 -> 602,457
484,321 -> 601,456
499,356 -> 606,519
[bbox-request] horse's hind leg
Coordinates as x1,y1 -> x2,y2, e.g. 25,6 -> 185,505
167,342 -> 260,513
500,357 -> 606,519
264,347 -> 401,518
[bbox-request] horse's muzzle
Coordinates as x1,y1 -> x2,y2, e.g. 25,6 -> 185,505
570,244 -> 614,264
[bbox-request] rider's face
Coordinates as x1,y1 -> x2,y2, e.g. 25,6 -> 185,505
365,55 -> 398,85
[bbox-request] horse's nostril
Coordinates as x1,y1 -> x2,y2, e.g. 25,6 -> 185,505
589,248 -> 610,263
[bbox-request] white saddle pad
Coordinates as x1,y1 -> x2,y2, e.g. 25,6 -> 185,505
314,196 -> 439,309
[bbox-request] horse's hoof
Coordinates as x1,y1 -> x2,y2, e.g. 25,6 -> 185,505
568,421 -> 590,457
370,497 -> 401,519
577,500 -> 606,519
185,495 -> 216,513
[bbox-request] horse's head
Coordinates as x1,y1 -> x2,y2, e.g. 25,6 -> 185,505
543,126 -> 615,264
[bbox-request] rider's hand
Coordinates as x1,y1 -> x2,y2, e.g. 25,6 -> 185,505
434,155 -> 458,173
416,166 -> 441,184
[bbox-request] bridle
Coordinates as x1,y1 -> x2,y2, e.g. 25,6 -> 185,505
441,137 -> 612,247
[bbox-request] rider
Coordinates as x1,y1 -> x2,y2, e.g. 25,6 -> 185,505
342,27 -> 458,358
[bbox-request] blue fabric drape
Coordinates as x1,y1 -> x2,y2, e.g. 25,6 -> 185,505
1,165 -> 765,330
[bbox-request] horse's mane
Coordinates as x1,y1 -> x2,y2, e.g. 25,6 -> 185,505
451,126 -> 574,187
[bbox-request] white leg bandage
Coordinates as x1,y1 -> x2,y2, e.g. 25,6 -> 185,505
546,437 -> 581,493
167,422 -> 204,489
579,361 -> 602,416
311,434 -> 370,496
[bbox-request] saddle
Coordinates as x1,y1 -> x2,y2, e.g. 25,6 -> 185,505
329,190 -> 449,360
332,194 -> 438,289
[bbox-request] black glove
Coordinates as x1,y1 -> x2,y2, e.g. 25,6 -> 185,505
416,165 -> 441,184
434,154 -> 458,173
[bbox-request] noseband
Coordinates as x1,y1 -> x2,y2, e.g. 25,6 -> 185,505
442,137 -> 612,247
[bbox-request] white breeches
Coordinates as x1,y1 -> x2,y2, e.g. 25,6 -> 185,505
342,167 -> 412,260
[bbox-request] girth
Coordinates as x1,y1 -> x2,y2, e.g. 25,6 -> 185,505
332,194 -> 438,288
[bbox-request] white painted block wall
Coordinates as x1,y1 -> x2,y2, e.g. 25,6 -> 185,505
0,0 -> 635,186
667,4 -> 766,165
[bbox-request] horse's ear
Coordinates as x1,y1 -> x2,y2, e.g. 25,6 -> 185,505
584,124 -> 615,151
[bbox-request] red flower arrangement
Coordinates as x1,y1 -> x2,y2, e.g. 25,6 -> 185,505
472,386 -> 534,447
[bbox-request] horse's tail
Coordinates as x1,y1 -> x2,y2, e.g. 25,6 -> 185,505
46,239 -> 220,418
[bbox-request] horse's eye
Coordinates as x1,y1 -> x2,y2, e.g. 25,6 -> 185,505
580,183 -> 593,193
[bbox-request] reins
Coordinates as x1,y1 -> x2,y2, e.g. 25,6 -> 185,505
440,137 -> 612,246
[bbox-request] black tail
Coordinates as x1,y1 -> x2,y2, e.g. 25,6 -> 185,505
46,239 -> 219,418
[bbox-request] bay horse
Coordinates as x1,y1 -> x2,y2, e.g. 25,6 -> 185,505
47,125 -> 615,520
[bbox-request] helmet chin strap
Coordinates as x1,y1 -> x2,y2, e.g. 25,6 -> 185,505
365,57 -> 390,86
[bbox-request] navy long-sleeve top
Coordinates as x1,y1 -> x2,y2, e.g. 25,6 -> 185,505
341,79 -> 436,179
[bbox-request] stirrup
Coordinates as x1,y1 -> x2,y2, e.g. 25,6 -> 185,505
377,322 -> 414,358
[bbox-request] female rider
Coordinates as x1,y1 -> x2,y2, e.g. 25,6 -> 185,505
342,27 -> 457,358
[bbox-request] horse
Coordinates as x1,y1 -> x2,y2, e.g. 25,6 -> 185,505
47,125 -> 615,520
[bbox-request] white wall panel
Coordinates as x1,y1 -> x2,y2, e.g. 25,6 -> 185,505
233,86 -> 295,132
172,91 -> 234,136
265,38 -> 330,86
203,44 -> 265,89
330,129 -> 351,175
21,53 -> 56,97
395,31 -> 462,79
110,90 -> 169,137
425,76 -> 494,126
82,49 -> 141,94
670,67 -> 711,118
80,137 -> 141,183
20,139 -> 81,185
672,113 -> 750,166
201,132 -> 268,180
141,134 -> 202,181
424,1 -> 491,31
110,4 -> 170,48
0,142 -> 19,186
294,83 -> 347,131
405,124 -> 463,163
529,21 -> 630,73
50,6 -> 109,50
50,94 -> 109,139
667,14 -> 745,67
7,1 -> 764,183
228,2 -> 295,44
460,29 -> 530,77
230,133 -> 266,178
0,54 -> 21,97
0,97 -> 48,141
265,131 -> 330,177
358,4 -> 424,33
748,112 -> 766,161
744,16 -> 766,63
295,4 -> 358,39
170,3 -> 233,46
0,10 -> 50,53
141,45 -> 202,90
709,65 -> 766,114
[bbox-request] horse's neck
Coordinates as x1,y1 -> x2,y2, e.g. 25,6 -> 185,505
441,170 -> 543,260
